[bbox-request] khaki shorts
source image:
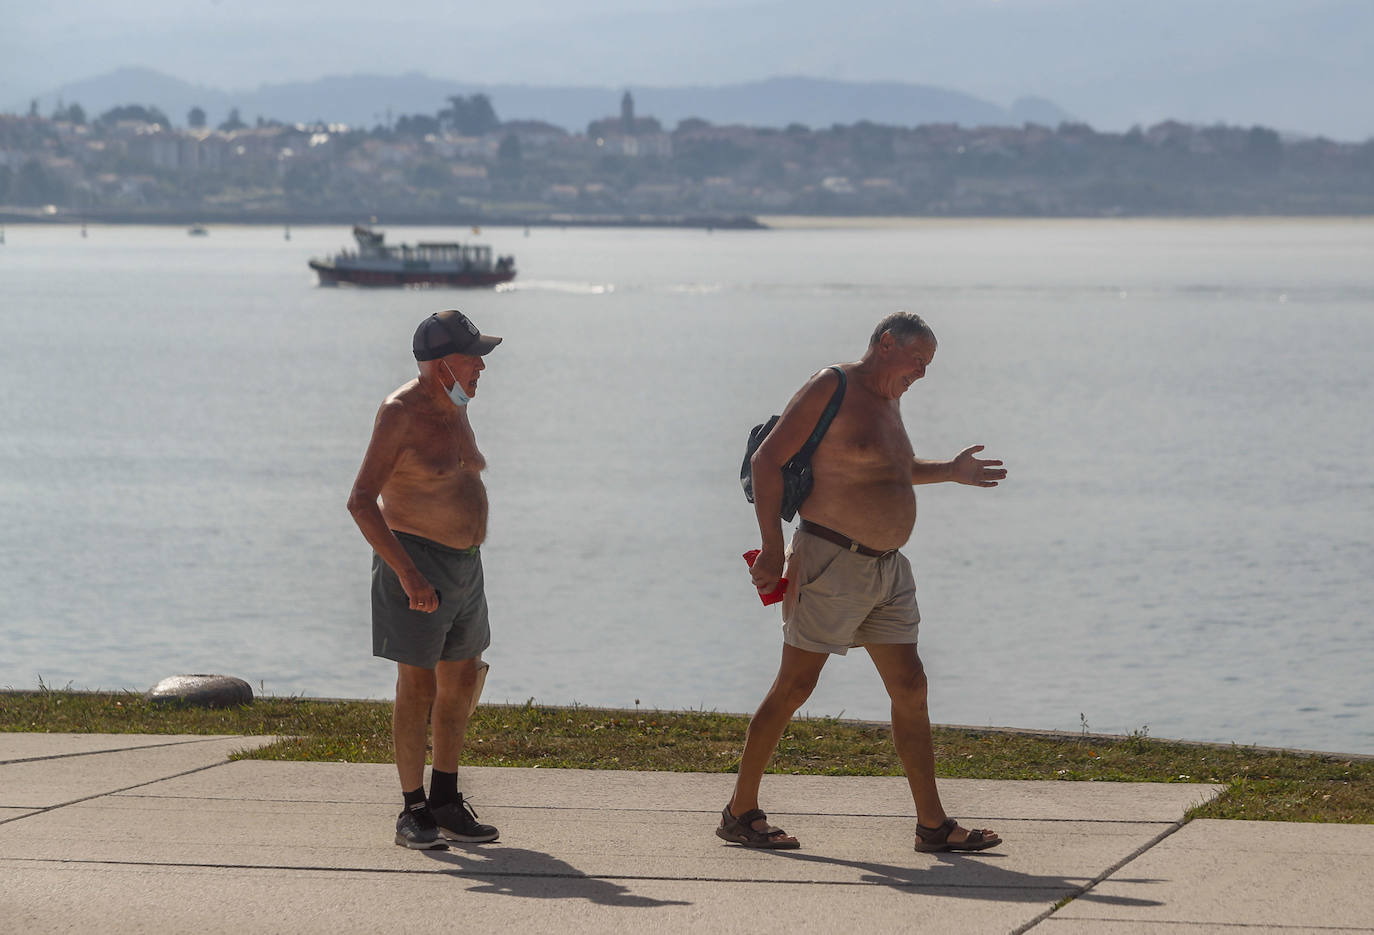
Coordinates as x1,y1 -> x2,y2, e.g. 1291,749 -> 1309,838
781,528 -> 919,655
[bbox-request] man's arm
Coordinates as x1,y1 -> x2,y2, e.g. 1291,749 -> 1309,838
912,444 -> 1006,487
748,369 -> 842,592
346,399 -> 439,612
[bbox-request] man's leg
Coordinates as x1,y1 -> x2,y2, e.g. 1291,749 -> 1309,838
427,656 -> 499,842
394,662 -> 438,792
728,644 -> 829,837
430,656 -> 482,772
866,642 -> 996,845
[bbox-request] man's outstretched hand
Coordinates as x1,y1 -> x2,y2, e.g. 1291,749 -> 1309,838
952,445 -> 1007,487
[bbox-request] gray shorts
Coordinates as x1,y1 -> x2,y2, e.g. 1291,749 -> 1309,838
781,528 -> 920,655
372,531 -> 491,668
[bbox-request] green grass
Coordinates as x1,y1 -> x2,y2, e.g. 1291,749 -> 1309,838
2,689 -> 1369,823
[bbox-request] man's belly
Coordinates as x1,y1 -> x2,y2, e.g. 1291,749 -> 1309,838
380,479 -> 488,550
799,480 -> 915,552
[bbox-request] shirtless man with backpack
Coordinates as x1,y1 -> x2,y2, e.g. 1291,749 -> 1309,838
719,311 -> 1008,853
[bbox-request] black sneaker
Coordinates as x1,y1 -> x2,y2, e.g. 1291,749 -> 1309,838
394,804 -> 448,850
431,795 -> 499,843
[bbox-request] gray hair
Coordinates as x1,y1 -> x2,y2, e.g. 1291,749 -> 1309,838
869,311 -> 935,347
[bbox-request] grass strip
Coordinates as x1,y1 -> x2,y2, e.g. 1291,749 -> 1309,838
2,689 -> 1369,823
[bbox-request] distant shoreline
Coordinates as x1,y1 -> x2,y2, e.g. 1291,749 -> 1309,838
0,208 -> 767,230
6,209 -> 1373,230
757,214 -> 1374,230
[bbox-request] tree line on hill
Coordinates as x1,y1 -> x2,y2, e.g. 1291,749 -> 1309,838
3,93 -> 1372,220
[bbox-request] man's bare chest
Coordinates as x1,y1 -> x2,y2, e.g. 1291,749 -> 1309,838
399,419 -> 486,478
817,404 -> 913,469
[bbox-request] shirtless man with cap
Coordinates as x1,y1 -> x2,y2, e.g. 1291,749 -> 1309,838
348,309 -> 503,850
718,310 -> 1008,854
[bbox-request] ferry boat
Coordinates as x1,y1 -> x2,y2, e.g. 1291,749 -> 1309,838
309,226 -> 516,287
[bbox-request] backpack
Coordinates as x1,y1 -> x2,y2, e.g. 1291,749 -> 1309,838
740,366 -> 847,521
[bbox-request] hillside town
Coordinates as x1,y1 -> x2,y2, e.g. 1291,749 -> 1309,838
3,91 -> 1372,224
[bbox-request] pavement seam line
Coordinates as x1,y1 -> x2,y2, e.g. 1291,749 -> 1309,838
0,735 -> 251,766
95,795 -> 1183,824
1010,814 -> 1197,935
1034,916 -> 1374,931
0,758 -> 238,827
0,856 -> 1087,891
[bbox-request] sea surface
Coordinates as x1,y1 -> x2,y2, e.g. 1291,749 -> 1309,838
2,218 -> 1371,754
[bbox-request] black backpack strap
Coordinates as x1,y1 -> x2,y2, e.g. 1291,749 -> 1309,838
794,366 -> 846,462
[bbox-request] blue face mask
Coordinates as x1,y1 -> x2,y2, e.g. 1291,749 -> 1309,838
442,361 -> 471,407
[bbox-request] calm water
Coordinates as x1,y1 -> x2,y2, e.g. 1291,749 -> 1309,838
2,219 -> 1371,754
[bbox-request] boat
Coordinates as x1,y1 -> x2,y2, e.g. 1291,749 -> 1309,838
308,226 -> 516,287
188,224 -> 208,236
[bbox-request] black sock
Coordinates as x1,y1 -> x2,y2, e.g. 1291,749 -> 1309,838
403,786 -> 429,813
429,769 -> 459,807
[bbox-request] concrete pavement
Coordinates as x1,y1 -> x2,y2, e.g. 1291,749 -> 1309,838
2,733 -> 1371,934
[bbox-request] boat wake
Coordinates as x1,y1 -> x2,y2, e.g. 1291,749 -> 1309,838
495,280 -> 615,295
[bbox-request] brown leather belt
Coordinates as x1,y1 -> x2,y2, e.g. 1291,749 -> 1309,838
799,520 -> 896,558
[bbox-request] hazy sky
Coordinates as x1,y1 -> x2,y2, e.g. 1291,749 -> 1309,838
4,0 -> 1372,138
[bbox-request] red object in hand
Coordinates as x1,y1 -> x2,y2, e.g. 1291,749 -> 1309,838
742,550 -> 788,605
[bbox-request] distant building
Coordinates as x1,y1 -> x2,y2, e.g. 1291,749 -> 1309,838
491,120 -> 569,151
606,91 -> 662,135
593,133 -> 672,158
587,90 -> 669,157
544,183 -> 579,203
434,135 -> 500,160
448,163 -> 491,194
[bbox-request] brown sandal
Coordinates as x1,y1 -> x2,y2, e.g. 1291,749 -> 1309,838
715,805 -> 801,849
914,817 -> 1001,852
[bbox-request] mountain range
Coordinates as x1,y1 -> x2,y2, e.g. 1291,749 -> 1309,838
13,67 -> 1074,134
6,2 -> 1373,140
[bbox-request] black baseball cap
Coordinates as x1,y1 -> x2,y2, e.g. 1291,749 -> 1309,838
412,310 -> 502,360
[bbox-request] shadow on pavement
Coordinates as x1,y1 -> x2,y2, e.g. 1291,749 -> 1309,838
422,845 -> 692,908
767,849 -> 1166,907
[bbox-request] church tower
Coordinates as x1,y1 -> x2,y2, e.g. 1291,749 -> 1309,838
621,91 -> 635,133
